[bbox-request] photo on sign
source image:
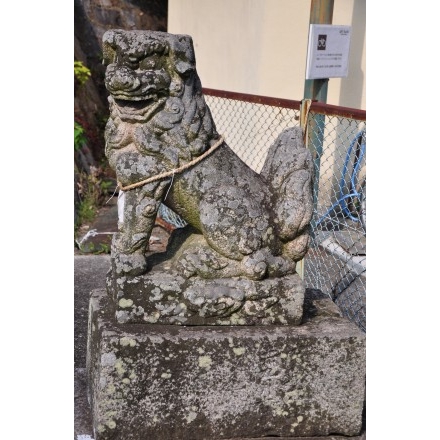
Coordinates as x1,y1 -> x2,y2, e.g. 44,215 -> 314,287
317,34 -> 327,50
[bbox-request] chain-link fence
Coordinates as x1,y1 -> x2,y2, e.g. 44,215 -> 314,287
158,88 -> 366,332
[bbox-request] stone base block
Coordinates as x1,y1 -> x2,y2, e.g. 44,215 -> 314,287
87,288 -> 365,440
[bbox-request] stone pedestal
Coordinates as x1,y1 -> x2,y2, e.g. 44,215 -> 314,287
87,288 -> 365,440
106,229 -> 306,326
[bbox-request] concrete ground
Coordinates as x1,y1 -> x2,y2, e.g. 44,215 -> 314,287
75,254 -> 110,439
74,202 -> 365,440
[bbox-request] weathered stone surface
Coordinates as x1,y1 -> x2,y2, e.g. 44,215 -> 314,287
87,288 -> 366,439
105,227 -> 305,325
101,29 -> 314,325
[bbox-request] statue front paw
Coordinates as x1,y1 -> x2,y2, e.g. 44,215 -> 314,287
112,252 -> 148,277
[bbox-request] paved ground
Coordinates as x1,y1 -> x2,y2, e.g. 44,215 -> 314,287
74,202 -> 365,440
74,254 -> 111,439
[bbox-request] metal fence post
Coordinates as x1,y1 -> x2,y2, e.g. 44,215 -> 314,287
303,0 -> 334,234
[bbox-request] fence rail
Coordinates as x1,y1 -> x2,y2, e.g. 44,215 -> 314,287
158,88 -> 366,332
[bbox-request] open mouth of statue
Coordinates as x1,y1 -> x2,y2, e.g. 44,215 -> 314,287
114,97 -> 155,110
110,93 -> 167,122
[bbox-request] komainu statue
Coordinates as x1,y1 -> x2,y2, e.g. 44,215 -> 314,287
102,30 -> 314,325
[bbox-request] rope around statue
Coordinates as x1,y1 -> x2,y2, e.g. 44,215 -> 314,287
117,135 -> 225,192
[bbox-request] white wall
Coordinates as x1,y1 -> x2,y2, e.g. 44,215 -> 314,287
168,0 -> 365,110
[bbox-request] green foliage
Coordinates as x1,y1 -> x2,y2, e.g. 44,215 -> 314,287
79,241 -> 111,255
74,60 -> 91,85
74,59 -> 111,251
74,122 -> 87,151
95,243 -> 110,255
77,193 -> 98,224
75,167 -> 102,232
100,179 -> 114,193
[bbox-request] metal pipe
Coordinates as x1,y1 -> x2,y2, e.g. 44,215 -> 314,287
304,0 -> 335,236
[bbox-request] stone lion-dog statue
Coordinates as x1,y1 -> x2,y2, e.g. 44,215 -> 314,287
102,30 -> 314,325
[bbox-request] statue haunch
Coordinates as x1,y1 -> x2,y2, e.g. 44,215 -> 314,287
103,29 -> 314,283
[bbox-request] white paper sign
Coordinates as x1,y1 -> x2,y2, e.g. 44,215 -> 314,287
305,24 -> 351,80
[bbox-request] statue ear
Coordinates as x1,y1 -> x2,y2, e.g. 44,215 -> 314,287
102,30 -> 117,65
170,34 -> 196,76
